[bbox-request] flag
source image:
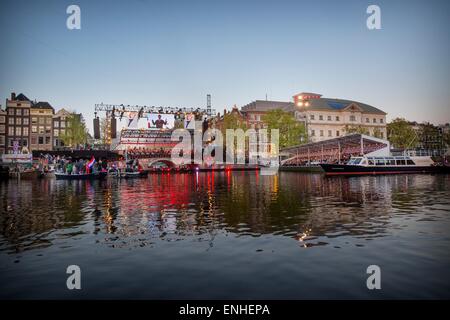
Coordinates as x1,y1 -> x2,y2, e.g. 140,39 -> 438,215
87,156 -> 96,169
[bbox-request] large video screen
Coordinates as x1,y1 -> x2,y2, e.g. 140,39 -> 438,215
117,113 -> 175,131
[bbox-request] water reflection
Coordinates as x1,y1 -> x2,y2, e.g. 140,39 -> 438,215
0,173 -> 449,253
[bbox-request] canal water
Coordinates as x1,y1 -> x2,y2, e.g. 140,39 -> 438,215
1,172 -> 449,299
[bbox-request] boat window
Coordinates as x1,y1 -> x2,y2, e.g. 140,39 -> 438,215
396,159 -> 406,165
353,158 -> 362,165
376,159 -> 386,166
406,159 -> 415,165
368,158 -> 375,165
387,159 -> 396,165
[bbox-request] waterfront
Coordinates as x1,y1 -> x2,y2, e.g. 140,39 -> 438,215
0,172 -> 450,299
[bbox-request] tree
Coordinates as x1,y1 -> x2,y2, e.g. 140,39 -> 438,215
344,125 -> 370,135
262,110 -> 307,148
387,118 -> 417,149
59,113 -> 89,148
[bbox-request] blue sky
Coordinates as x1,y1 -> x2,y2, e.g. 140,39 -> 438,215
0,0 -> 449,132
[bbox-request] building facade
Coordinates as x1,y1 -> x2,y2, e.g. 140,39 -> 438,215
0,108 -> 6,154
240,92 -> 387,143
30,102 -> 54,151
53,108 -> 71,149
5,93 -> 32,153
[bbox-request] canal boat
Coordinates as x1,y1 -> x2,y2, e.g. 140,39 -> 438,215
122,170 -> 149,178
55,171 -> 107,180
320,156 -> 450,176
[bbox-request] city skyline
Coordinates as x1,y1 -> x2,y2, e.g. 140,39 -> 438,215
1,0 -> 449,134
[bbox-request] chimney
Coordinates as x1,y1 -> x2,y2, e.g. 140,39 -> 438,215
11,92 -> 16,101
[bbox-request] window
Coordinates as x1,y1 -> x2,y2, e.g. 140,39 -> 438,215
368,158 -> 375,165
54,129 -> 59,136
8,118 -> 14,125
31,137 -> 37,145
8,138 -> 15,146
45,137 -> 51,144
0,124 -> 5,134
54,120 -> 59,128
23,127 -> 28,136
327,115 -> 331,121
23,109 -> 29,116
60,121 -> 65,128
373,118 -> 377,123
336,116 -> 340,121
39,117 -> 45,124
16,109 -> 21,116
320,130 -> 324,137
8,127 -> 14,136
60,129 -> 65,135
380,118 -> 384,124
336,130 -> 340,137
319,115 -> 323,120
38,137 -> 44,144
45,127 -> 51,134
0,116 -> 5,123
366,118 -> 369,123
350,115 -> 356,122
375,158 -> 386,166
39,127 -> 45,134
396,159 -> 406,165
23,118 -> 29,125
406,159 -> 415,165
311,130 -> 315,136
15,127 -> 21,136
46,117 -> 52,125
328,130 -> 332,137
32,117 -> 37,124
0,136 -> 4,145
32,126 -> 37,133
16,118 -> 21,125
8,108 -> 14,115
22,138 -> 28,146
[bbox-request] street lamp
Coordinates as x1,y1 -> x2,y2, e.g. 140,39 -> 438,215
296,100 -> 309,142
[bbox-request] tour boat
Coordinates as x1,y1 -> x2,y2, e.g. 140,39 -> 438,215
320,156 -> 450,176
55,171 -> 107,180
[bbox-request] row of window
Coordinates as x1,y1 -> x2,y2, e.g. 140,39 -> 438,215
8,138 -> 28,147
309,114 -> 384,123
311,129 -> 341,137
31,126 -> 52,134
310,129 -> 385,139
8,127 -> 29,136
8,118 -> 30,125
7,137 -> 50,146
31,136 -> 52,145
7,108 -> 30,116
31,117 -> 53,125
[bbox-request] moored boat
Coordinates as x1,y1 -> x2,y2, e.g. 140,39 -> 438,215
320,155 -> 450,176
55,171 -> 107,180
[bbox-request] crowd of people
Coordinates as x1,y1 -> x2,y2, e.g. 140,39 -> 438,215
125,147 -> 173,159
37,154 -> 107,174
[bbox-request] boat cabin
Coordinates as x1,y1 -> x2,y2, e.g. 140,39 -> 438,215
346,156 -> 434,167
